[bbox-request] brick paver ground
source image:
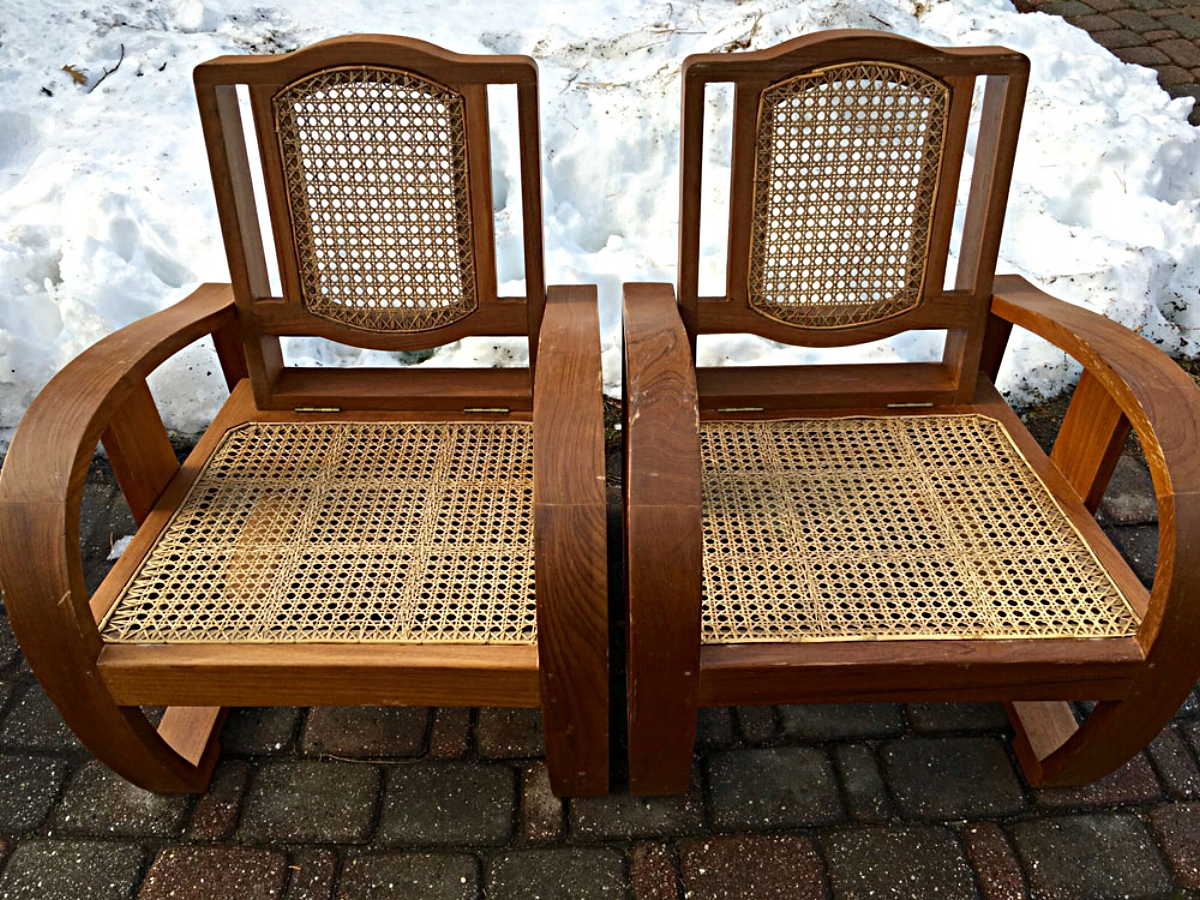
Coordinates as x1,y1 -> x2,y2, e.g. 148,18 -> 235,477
1020,0 -> 1200,123
2,8 -> 1199,894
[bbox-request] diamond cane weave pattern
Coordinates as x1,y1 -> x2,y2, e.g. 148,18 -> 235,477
700,415 -> 1138,643
274,66 -> 478,332
100,421 -> 536,643
748,63 -> 948,328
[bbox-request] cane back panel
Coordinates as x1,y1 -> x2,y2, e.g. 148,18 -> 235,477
273,65 -> 478,333
748,62 -> 949,329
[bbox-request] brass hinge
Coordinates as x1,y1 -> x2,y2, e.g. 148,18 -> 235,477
294,406 -> 341,413
717,406 -> 764,413
463,407 -> 511,414
887,402 -> 935,409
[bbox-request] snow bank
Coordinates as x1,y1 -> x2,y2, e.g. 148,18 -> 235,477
1,0 -> 1198,443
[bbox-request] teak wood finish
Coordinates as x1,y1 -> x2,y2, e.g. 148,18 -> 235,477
0,36 -> 608,797
624,30 -> 1200,794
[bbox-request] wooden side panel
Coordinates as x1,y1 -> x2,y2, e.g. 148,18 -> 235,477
100,378 -> 179,525
533,285 -> 608,796
194,82 -> 283,404
1051,369 -> 1131,513
623,284 -> 703,795
99,644 -> 541,707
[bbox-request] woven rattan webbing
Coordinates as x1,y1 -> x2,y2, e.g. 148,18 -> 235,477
101,421 -> 535,644
700,415 -> 1138,644
747,62 -> 948,328
274,66 -> 478,333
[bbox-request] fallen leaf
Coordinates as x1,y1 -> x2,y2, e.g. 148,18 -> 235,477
61,64 -> 86,86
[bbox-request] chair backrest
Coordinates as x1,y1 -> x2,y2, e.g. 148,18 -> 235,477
194,35 -> 546,411
679,31 -> 1029,406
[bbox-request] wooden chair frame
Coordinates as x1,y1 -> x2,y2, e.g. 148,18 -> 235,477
0,36 -> 608,797
623,30 -> 1200,794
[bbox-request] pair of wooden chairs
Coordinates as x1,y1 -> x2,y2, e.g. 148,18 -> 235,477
0,32 -> 1197,799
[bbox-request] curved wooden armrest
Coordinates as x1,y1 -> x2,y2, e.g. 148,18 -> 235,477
990,274 -> 1200,651
622,282 -> 703,793
0,282 -> 240,644
531,283 -> 608,795
622,283 -> 702,512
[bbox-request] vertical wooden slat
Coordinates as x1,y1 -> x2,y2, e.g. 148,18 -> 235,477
723,81 -> 762,313
945,71 -> 1028,403
518,81 -> 546,379
463,84 -> 498,308
196,83 -> 282,405
1051,369 -> 1132,512
249,84 -> 301,307
677,68 -> 707,351
100,378 -> 178,525
921,74 -> 975,303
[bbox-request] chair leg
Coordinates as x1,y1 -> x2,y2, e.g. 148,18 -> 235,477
46,683 -> 223,792
1008,690 -> 1186,787
625,506 -> 702,795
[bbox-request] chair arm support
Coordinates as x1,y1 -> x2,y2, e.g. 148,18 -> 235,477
990,274 -> 1200,653
622,282 -> 703,793
0,283 -> 240,653
531,284 -> 609,795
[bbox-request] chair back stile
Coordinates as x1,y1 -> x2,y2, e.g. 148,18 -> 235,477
193,36 -> 547,410
678,31 -> 1029,406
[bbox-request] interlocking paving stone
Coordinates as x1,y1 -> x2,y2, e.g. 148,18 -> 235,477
521,762 -> 564,843
707,747 -> 843,829
485,848 -> 626,900
1160,13 -> 1200,38
1111,7 -> 1164,29
695,708 -> 736,747
428,708 -> 473,759
0,681 -> 83,751
832,743 -> 892,823
1075,12 -> 1123,29
679,834 -> 825,900
139,846 -> 288,900
1157,62 -> 1198,83
630,843 -> 678,900
1116,44 -> 1174,63
187,760 -> 250,841
1149,802 -> 1200,889
0,614 -> 19,669
962,822 -> 1027,900
1034,753 -> 1162,807
0,840 -> 143,900
301,707 -> 429,758
822,826 -> 975,900
905,702 -> 1010,734
1012,814 -> 1173,899
571,780 -> 705,839
337,852 -> 478,900
1040,0 -> 1097,14
378,763 -> 514,846
221,708 -> 302,756
54,760 -> 189,837
286,848 -> 338,900
238,761 -> 381,843
1147,726 -> 1200,799
1090,27 -> 1151,47
881,737 -> 1026,819
735,706 -> 778,743
777,703 -> 904,740
1160,36 -> 1200,64
475,708 -> 544,759
0,753 -> 67,830
1103,524 -> 1157,586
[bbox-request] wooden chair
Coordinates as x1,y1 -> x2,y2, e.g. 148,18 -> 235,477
623,30 -> 1200,794
0,35 -> 609,797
